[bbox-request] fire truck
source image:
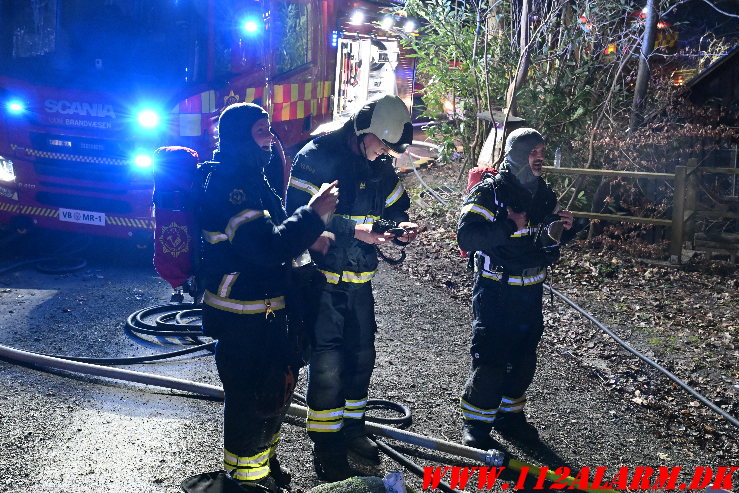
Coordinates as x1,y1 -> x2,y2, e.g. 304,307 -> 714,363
0,0 -> 416,241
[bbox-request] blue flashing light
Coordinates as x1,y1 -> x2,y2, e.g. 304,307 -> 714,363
6,100 -> 25,115
331,30 -> 339,48
241,17 -> 262,35
137,109 -> 161,129
133,153 -> 153,168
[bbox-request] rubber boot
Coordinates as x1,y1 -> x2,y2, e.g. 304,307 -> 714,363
346,434 -> 380,466
269,457 -> 291,490
312,444 -> 360,482
492,412 -> 539,443
462,421 -> 493,450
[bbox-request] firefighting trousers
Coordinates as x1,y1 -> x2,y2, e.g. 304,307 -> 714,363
306,282 -> 377,446
213,312 -> 296,482
460,278 -> 544,426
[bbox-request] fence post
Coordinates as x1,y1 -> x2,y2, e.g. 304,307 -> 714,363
685,158 -> 698,238
670,166 -> 687,264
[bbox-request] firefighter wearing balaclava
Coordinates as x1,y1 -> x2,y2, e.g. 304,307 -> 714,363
286,95 -> 420,481
456,128 -> 575,447
198,103 -> 338,492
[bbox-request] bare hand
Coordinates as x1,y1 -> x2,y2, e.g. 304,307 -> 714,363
354,223 -> 393,245
396,222 -> 425,243
308,180 -> 339,218
558,210 -> 574,230
309,231 -> 336,255
506,207 -> 528,230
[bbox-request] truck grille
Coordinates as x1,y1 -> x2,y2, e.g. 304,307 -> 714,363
28,132 -> 133,182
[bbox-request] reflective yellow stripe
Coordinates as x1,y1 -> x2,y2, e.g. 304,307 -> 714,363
460,398 -> 498,422
224,447 -> 270,467
461,203 -> 495,222
202,229 -> 228,244
499,395 -> 526,412
306,406 -> 344,432
479,269 -> 546,286
217,273 -> 239,298
341,270 -> 376,283
319,269 -> 341,284
307,407 -> 344,420
344,398 -> 367,419
204,291 -> 285,315
288,176 -> 319,195
225,209 -> 265,241
385,181 -> 404,207
306,421 -> 343,432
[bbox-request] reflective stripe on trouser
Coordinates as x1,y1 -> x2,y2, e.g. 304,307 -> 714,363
224,432 -> 281,480
498,395 -> 526,413
460,397 -> 497,423
305,398 -> 366,432
306,283 -> 377,444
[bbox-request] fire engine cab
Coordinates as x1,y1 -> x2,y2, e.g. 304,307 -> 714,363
0,0 -> 416,241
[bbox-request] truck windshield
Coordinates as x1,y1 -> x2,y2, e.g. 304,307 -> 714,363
0,0 -> 205,91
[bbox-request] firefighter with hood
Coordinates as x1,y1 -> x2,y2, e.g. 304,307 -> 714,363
198,103 -> 338,491
457,128 -> 575,447
286,94 -> 419,480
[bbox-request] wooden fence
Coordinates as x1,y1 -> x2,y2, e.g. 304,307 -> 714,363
543,159 -> 739,263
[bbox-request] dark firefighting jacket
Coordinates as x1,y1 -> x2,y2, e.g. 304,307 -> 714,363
286,125 -> 410,287
198,152 -> 325,328
457,171 -> 563,285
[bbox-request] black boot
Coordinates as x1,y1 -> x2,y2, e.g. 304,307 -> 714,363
237,475 -> 282,493
492,412 -> 539,443
346,434 -> 381,465
462,421 -> 493,450
269,457 -> 292,489
312,444 -> 361,482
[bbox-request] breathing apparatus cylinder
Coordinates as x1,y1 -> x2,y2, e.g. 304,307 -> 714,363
152,146 -> 200,291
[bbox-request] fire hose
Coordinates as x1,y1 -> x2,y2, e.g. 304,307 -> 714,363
0,342 -> 618,492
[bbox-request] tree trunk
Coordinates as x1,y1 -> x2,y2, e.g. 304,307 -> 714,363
629,0 -> 658,131
505,0 -> 531,115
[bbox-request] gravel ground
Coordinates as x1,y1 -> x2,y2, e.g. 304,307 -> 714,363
0,209 -> 737,493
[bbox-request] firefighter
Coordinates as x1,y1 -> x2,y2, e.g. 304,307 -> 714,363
199,103 -> 338,492
286,95 -> 419,481
457,128 -> 575,447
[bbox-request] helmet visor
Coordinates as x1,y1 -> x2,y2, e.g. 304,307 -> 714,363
383,122 -> 414,154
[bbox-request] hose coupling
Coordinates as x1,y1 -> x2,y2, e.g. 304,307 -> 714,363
484,448 -> 507,467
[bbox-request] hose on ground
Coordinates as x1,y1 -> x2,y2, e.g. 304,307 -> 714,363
0,343 -> 618,493
373,438 -> 457,493
545,283 -> 739,430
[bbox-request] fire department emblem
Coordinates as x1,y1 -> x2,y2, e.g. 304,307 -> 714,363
159,222 -> 190,258
359,182 -> 366,190
224,90 -> 240,106
229,189 -> 247,205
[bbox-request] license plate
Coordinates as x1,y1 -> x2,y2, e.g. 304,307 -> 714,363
59,208 -> 106,226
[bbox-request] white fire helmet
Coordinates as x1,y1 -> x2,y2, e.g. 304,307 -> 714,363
353,94 -> 413,153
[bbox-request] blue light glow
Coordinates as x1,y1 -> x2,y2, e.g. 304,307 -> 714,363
133,154 -> 153,168
6,100 -> 25,114
241,16 -> 262,35
137,109 -> 160,129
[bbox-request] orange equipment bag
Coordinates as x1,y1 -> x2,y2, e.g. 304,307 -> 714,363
460,166 -> 498,258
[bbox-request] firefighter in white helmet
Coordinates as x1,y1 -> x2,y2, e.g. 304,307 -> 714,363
286,94 -> 420,481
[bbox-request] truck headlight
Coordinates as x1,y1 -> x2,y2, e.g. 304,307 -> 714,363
0,156 -> 15,182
